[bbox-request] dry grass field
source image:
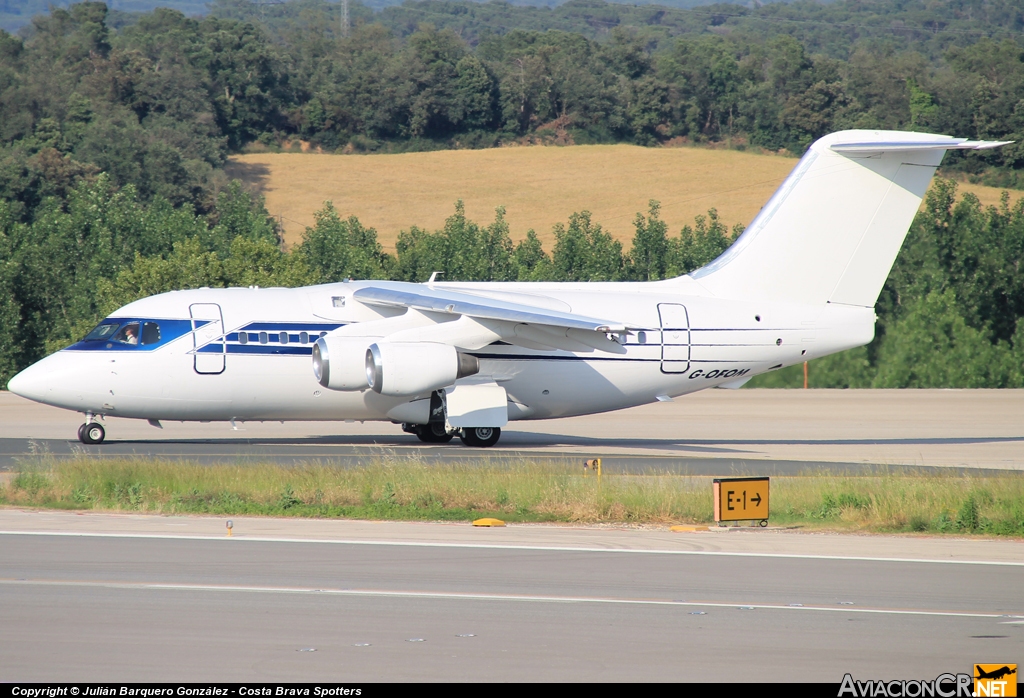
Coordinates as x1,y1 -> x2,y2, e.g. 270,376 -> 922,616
226,144 -> 1024,250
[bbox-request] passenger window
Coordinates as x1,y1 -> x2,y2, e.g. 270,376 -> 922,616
112,322 -> 141,345
141,322 -> 161,345
300,332 -> 309,344
279,332 -> 288,345
259,332 -> 268,344
238,332 -> 248,345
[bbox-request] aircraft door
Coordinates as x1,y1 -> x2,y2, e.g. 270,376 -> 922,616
190,303 -> 226,375
658,303 -> 690,374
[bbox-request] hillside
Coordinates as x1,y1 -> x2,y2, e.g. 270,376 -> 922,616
226,144 -> 1023,250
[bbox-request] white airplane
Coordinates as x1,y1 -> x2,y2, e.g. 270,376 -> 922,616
7,130 -> 1008,446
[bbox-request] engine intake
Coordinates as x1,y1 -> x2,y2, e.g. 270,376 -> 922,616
365,342 -> 479,396
313,336 -> 378,390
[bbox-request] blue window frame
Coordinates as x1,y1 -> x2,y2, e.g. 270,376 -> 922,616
68,318 -> 193,352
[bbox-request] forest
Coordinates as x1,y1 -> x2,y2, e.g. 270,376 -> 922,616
0,0 -> 1023,388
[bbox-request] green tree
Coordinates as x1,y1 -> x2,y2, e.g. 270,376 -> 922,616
658,35 -> 739,140
666,209 -> 741,276
872,290 -> 1021,388
452,54 -> 496,131
551,211 -> 623,281
94,237 -> 226,326
203,181 -> 280,256
626,199 -> 668,281
393,201 -> 516,282
13,176 -> 152,355
746,347 -> 874,389
513,229 -> 552,281
478,206 -> 517,282
297,201 -> 392,282
907,78 -> 939,130
0,200 -> 24,383
222,235 -> 306,288
200,15 -> 289,149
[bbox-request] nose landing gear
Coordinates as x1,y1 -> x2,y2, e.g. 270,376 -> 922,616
78,422 -> 105,445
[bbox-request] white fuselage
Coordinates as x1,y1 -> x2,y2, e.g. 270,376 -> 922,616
10,130 -> 1000,442
9,278 -> 874,425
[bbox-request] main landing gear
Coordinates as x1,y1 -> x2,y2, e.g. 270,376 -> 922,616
403,423 -> 501,447
78,421 -> 105,445
413,423 -> 455,444
460,426 -> 501,448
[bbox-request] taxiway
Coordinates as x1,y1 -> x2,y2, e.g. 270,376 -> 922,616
1,389 -> 1023,472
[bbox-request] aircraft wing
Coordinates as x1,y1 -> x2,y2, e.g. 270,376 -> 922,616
352,283 -> 635,333
830,137 -> 1012,154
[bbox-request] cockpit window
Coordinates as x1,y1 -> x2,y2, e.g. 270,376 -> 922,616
112,322 -> 141,345
70,318 -> 190,352
141,322 -> 161,345
84,320 -> 162,345
84,323 -> 121,341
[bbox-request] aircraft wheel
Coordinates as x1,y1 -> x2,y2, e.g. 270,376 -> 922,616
415,425 -> 454,444
79,422 -> 105,445
459,427 -> 500,448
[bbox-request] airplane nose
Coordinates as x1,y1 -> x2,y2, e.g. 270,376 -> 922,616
7,362 -> 50,402
7,351 -> 111,412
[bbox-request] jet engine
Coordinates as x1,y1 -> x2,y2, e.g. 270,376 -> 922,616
365,342 -> 479,396
312,336 -> 377,390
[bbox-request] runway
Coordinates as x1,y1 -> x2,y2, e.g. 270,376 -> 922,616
2,389 -> 1024,473
0,436 -> 876,475
1,511 -> 1022,681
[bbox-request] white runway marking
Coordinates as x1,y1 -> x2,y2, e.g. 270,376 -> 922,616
2,529 -> 1022,566
1,578 -> 1018,620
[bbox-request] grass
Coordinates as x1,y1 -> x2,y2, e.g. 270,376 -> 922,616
226,144 -> 1024,250
3,457 -> 1023,537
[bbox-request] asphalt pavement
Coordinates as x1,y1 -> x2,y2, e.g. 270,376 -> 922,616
1,512 -> 1022,681
2,389 -> 1024,472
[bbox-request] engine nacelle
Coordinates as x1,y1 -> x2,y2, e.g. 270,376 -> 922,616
365,341 -> 479,396
312,336 -> 377,390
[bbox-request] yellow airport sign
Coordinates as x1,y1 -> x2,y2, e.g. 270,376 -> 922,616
713,477 -> 770,524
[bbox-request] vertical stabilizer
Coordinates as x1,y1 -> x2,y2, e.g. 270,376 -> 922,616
691,130 -> 1009,307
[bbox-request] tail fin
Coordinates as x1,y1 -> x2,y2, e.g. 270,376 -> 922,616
691,130 -> 1010,307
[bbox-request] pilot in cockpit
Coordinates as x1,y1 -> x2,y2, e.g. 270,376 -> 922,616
113,323 -> 140,344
